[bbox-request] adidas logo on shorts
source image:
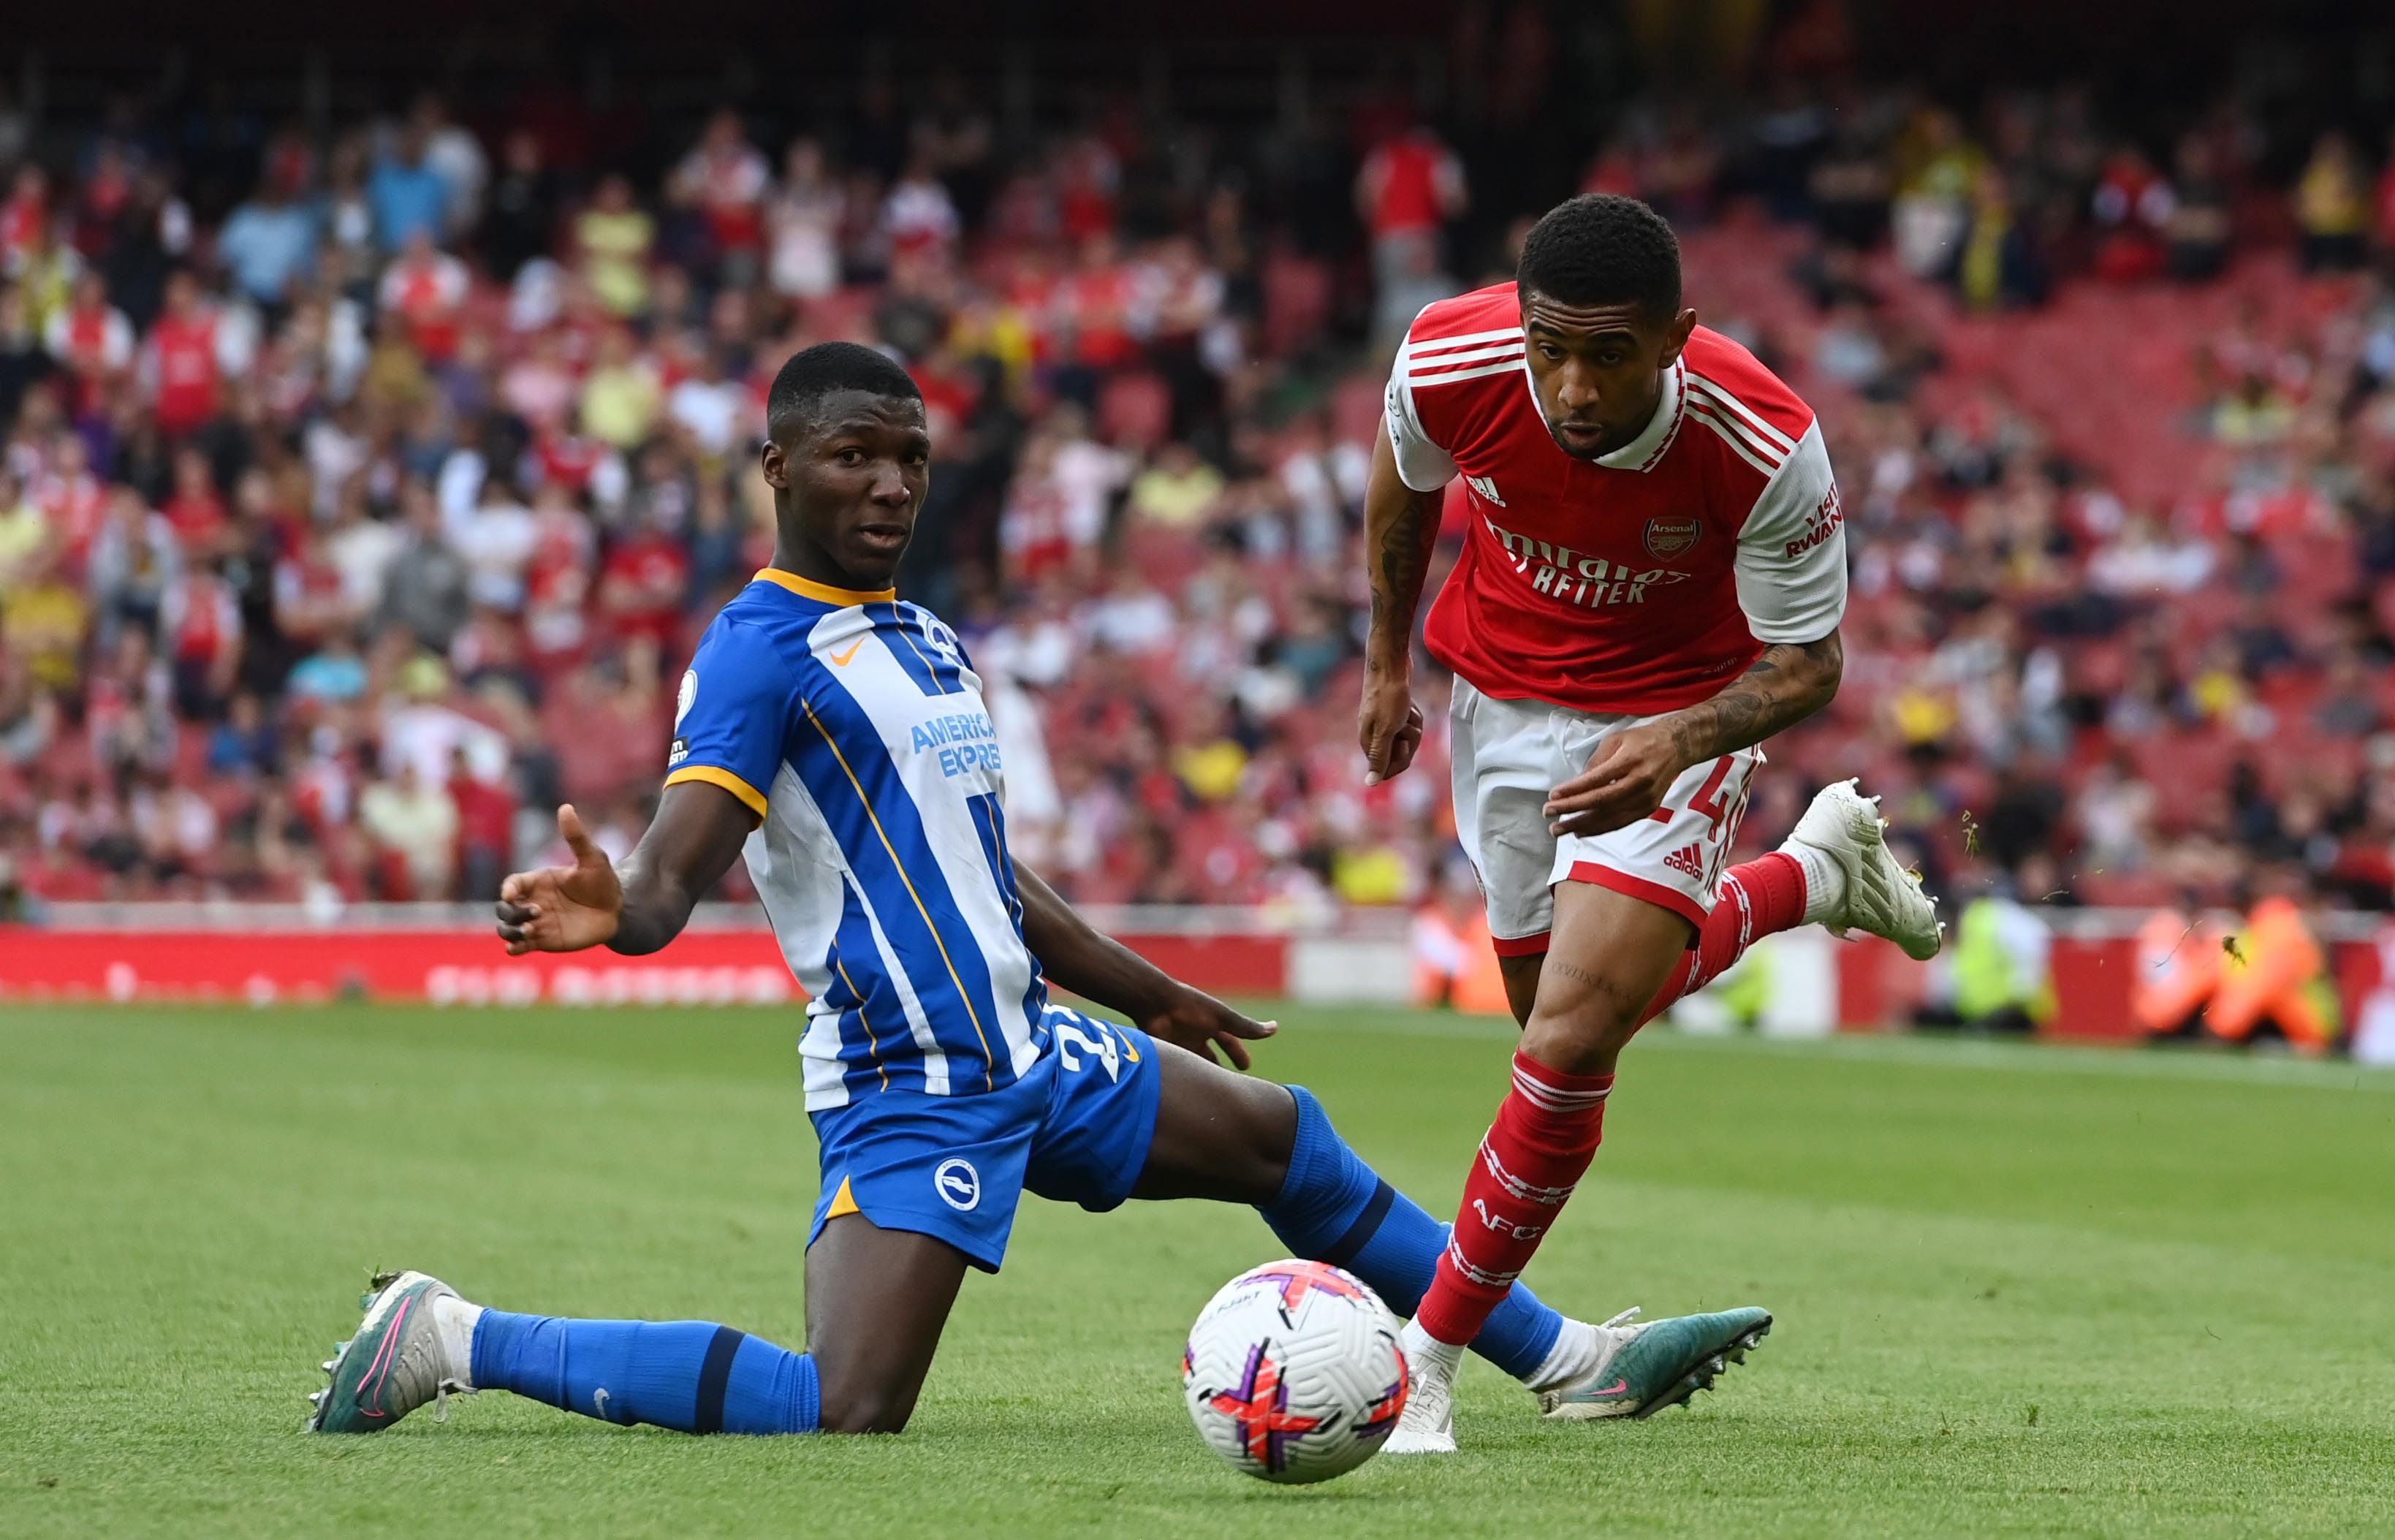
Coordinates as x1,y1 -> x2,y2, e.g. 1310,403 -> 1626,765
1663,843 -> 1707,880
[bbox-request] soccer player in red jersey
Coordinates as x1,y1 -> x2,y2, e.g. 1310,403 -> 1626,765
1356,196 -> 1943,1452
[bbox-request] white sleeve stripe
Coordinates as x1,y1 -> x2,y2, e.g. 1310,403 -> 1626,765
1686,373 -> 1799,452
1408,357 -> 1527,389
1405,341 -> 1527,373
1687,399 -> 1788,469
1685,373 -> 1799,453
1408,324 -> 1524,354
1687,404 -> 1785,477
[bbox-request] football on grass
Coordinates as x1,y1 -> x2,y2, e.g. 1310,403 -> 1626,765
1181,1259 -> 1409,1484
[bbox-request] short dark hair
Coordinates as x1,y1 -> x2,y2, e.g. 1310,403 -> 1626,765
766,341 -> 922,439
1516,194 -> 1682,319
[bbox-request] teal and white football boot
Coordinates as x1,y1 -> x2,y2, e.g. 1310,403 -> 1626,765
305,1270 -> 476,1433
1538,1305 -> 1773,1421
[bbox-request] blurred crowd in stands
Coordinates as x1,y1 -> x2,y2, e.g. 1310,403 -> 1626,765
4,12 -> 2395,953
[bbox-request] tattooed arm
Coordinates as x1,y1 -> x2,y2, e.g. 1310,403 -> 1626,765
1543,631 -> 1843,838
1357,417 -> 1442,784
1664,632 -> 1844,764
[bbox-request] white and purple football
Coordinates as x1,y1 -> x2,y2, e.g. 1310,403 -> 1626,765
1181,1259 -> 1410,1484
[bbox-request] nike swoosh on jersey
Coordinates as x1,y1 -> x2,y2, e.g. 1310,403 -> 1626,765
828,640 -> 865,667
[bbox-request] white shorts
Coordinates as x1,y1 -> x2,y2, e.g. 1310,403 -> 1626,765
1449,678 -> 1762,953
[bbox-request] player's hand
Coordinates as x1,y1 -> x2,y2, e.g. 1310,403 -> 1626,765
494,805 -> 624,955
1546,724 -> 1687,839
1358,665 -> 1424,787
1141,985 -> 1278,1072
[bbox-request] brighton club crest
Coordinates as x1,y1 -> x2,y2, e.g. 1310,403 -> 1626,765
1643,516 -> 1701,561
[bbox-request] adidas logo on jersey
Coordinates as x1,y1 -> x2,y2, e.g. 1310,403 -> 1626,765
1663,843 -> 1707,880
1466,473 -> 1507,507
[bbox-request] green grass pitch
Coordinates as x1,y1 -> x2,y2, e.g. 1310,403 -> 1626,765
3,1002 -> 2393,1536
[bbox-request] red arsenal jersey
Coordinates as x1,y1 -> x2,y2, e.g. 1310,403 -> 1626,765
1386,283 -> 1847,716
150,314 -> 221,438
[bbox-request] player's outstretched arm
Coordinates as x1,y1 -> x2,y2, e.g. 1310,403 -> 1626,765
494,787 -> 754,957
1358,417 -> 1436,786
1014,862 -> 1277,1070
1545,631 -> 1843,839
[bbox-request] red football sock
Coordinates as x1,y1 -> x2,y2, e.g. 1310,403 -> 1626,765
1635,851 -> 1808,1025
1418,855 -> 1810,1345
1414,1051 -> 1614,1346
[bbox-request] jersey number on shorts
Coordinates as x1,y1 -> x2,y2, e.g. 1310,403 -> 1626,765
1055,1018 -> 1124,1082
1648,754 -> 1737,835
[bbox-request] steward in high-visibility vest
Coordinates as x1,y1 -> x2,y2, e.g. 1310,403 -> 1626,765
1413,903 -> 1514,1017
1709,945 -> 1770,1028
1950,894 -> 2055,1031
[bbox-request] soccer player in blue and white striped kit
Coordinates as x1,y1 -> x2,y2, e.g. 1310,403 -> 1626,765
305,343 -> 1760,1438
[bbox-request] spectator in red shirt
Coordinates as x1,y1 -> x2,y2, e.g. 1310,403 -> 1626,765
544,642 -> 668,807
273,523 -> 356,653
0,163 -> 45,266
144,271 -> 221,439
1001,431 -> 1079,585
1356,120 -> 1466,291
596,507 -> 690,650
1054,136 -> 1120,246
881,152 -> 962,260
161,559 -> 243,719
1058,231 -> 1137,373
162,445 -> 229,558
669,108 -> 770,282
29,431 -> 109,577
42,271 -> 134,415
376,228 -> 468,363
520,479 -> 596,672
447,745 -> 518,902
2091,146 -> 2171,284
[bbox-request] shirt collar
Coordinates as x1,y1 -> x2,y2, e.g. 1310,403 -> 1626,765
751,567 -> 897,606
1518,357 -> 1687,474
1593,359 -> 1685,471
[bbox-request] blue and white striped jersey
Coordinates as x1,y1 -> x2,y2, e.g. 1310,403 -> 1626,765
664,568 -> 1047,1110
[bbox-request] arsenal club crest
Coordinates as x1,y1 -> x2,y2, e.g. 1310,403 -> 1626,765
1642,516 -> 1701,561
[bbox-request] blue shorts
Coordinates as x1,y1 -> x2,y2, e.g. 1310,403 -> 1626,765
806,1005 -> 1163,1272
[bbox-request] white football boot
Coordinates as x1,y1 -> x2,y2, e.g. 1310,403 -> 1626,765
1383,1321 -> 1461,1454
1781,778 -> 1943,960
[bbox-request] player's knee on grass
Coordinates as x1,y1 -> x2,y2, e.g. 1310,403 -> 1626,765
803,1215 -> 966,1435
814,1370 -> 921,1435
808,1320 -> 938,1435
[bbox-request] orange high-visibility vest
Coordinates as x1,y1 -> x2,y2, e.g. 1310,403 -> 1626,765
2135,909 -> 2219,1034
1453,911 -> 1516,1017
1410,907 -> 1517,1017
2209,896 -> 2335,1051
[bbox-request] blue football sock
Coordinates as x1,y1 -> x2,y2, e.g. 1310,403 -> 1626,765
1259,1086 -> 1563,1381
471,1310 -> 819,1434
